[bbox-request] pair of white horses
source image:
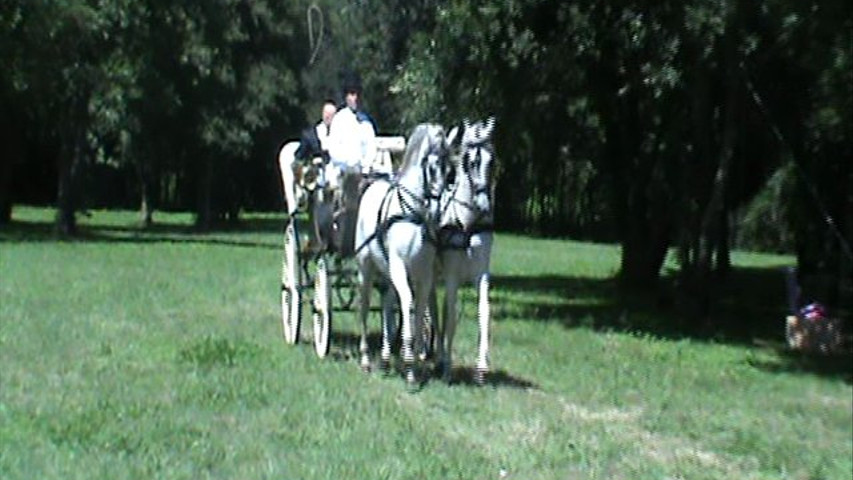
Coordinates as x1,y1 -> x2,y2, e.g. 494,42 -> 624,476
354,118 -> 496,386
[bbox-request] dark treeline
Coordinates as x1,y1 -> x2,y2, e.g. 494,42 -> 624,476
2,0 -> 850,319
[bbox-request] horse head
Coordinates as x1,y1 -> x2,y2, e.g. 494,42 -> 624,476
425,125 -> 455,203
400,124 -> 456,221
459,117 -> 496,216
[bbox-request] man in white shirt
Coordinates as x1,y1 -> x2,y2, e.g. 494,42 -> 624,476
322,72 -> 378,255
325,74 -> 377,190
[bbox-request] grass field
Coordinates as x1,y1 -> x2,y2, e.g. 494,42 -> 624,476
2,207 -> 851,479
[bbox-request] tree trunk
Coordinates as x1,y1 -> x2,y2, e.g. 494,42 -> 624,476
140,191 -> 153,228
598,63 -> 671,290
136,155 -> 154,228
701,11 -> 739,268
55,135 -> 83,236
195,156 -> 213,231
620,218 -> 671,289
0,109 -> 17,225
0,170 -> 10,224
56,95 -> 89,236
844,167 -> 853,314
715,209 -> 732,275
679,2 -> 741,322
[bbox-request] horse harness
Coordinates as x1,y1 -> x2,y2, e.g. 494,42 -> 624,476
438,139 -> 494,251
354,151 -> 444,259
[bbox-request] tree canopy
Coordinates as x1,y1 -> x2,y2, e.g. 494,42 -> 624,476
2,0 -> 850,318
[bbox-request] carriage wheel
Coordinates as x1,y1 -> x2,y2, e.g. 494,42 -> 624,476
333,259 -> 358,310
281,220 -> 302,344
313,255 -> 332,358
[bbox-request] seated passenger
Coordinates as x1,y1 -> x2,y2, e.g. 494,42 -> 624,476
278,99 -> 337,215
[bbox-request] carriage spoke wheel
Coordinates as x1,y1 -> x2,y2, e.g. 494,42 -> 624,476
313,255 -> 332,358
281,220 -> 302,344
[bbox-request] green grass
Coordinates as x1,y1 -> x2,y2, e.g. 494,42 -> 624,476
1,206 -> 851,479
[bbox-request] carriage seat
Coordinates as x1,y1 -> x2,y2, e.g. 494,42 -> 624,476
366,136 -> 406,175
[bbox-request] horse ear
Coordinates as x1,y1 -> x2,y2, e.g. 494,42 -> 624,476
483,116 -> 496,137
446,125 -> 460,147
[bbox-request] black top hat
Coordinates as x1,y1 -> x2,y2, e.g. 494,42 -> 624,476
341,71 -> 363,94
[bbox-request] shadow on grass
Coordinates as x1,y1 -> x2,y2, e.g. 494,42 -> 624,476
328,330 -> 539,390
493,269 -> 794,342
327,330 -> 379,364
445,366 -> 538,390
0,217 -> 284,250
299,269 -> 850,385
491,269 -> 852,383
747,348 -> 853,384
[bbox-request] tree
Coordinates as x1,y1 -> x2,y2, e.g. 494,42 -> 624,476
395,0 -> 846,307
774,0 -> 853,315
4,0 -> 848,327
43,3 -> 106,235
298,0 -> 443,134
2,1 -> 139,234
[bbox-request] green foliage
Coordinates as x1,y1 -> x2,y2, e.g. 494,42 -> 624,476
734,163 -> 797,253
2,0 -> 306,226
2,1 -> 850,300
390,0 -> 849,287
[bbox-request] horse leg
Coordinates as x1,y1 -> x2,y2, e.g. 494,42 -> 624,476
431,284 -> 447,377
412,277 -> 432,373
475,272 -> 491,385
380,286 -> 397,373
422,286 -> 439,361
358,270 -> 372,372
441,280 -> 459,383
388,257 -> 416,385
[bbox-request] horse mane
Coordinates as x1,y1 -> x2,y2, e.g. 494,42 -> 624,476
399,124 -> 433,173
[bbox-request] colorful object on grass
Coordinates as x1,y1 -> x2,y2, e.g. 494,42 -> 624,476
799,302 -> 827,322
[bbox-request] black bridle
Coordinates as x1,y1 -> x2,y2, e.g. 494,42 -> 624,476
438,140 -> 494,250
354,144 -> 448,257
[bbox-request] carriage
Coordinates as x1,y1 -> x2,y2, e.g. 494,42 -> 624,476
280,118 -> 496,386
279,136 -> 406,357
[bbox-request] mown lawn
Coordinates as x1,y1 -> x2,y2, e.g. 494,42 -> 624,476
1,207 -> 851,480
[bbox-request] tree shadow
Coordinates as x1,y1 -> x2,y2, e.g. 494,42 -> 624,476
490,268 -> 852,383
0,216 -> 285,250
746,346 -> 853,384
492,273 -> 684,338
492,267 -> 808,342
0,219 -> 56,242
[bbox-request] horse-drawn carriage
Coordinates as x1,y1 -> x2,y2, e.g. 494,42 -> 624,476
279,118 -> 496,386
279,135 -> 406,358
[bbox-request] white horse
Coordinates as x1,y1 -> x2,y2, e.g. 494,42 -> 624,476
354,123 -> 457,385
434,117 -> 496,384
